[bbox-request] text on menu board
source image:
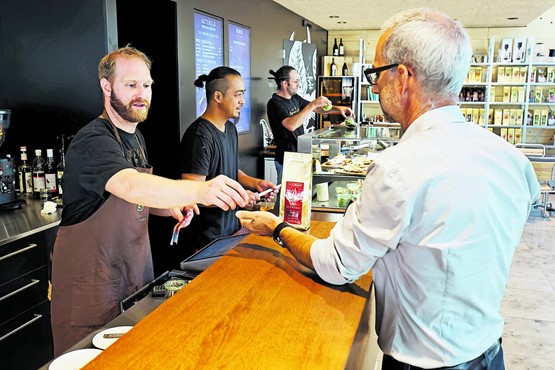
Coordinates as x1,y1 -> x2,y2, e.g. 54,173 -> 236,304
229,22 -> 251,134
194,11 -> 223,117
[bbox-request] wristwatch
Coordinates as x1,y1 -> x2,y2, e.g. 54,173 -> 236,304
273,221 -> 292,247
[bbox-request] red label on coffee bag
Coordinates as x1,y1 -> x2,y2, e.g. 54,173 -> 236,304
283,181 -> 304,225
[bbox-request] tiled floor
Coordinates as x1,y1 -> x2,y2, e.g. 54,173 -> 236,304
371,202 -> 555,370
502,203 -> 555,370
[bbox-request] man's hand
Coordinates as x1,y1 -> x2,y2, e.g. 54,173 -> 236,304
256,180 -> 279,202
236,210 -> 282,236
169,205 -> 199,223
340,107 -> 355,119
313,96 -> 332,110
244,190 -> 260,210
201,175 -> 249,210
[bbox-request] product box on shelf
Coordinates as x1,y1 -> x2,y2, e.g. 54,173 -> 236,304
497,66 -> 505,82
513,37 -> 527,63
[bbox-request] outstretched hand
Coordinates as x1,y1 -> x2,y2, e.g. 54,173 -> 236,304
236,210 -> 281,236
256,180 -> 279,202
202,175 -> 249,211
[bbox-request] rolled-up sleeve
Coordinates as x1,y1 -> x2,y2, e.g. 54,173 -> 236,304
310,161 -> 407,284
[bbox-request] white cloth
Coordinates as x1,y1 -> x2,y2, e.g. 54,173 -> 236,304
311,106 -> 540,368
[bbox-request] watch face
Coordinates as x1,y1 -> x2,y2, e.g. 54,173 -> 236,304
273,236 -> 285,247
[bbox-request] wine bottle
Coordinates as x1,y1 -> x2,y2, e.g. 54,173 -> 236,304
342,62 -> 348,76
45,148 -> 57,197
32,149 -> 46,199
333,38 -> 339,56
56,147 -> 65,196
339,38 -> 344,56
18,147 -> 32,195
330,58 -> 337,76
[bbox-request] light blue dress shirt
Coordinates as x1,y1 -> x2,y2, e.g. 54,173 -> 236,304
311,106 -> 540,367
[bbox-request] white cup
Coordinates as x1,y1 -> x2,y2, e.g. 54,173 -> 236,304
316,183 -> 329,201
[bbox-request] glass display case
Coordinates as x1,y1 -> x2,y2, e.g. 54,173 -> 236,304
298,125 -> 401,212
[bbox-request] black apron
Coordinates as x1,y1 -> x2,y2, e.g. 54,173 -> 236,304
51,117 -> 153,355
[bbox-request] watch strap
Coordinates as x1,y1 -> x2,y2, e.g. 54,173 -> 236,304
273,221 -> 291,247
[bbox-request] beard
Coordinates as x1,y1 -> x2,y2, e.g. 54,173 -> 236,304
379,86 -> 400,124
232,111 -> 240,125
110,92 -> 150,123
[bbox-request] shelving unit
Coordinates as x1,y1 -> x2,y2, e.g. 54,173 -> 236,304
460,37 -> 555,147
352,37 -> 555,148
357,63 -> 384,123
316,76 -> 357,128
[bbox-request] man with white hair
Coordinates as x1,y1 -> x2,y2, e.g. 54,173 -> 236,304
237,8 -> 539,369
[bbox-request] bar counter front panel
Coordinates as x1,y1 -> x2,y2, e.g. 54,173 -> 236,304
81,218 -> 374,369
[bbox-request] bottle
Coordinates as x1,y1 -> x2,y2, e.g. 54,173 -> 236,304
45,149 -> 57,197
32,149 -> 46,199
330,58 -> 337,76
339,38 -> 344,56
18,146 -> 33,195
56,146 -> 65,196
342,62 -> 348,76
332,38 -> 338,56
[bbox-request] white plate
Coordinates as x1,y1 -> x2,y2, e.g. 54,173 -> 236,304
49,348 -> 102,370
92,325 -> 133,350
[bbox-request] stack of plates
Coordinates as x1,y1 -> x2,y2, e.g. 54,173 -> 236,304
49,326 -> 133,369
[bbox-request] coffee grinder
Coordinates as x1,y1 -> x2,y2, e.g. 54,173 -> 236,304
0,109 -> 19,207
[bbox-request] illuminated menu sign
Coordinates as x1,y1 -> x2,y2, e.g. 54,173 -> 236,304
228,22 -> 251,134
194,11 -> 224,116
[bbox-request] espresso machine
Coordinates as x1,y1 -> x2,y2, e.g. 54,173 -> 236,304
0,109 -> 19,207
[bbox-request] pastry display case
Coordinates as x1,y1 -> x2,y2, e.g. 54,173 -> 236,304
298,124 -> 401,212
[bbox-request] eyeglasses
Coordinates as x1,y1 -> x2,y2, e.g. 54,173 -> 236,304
364,63 -> 399,85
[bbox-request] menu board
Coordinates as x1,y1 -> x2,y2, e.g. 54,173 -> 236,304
194,10 -> 224,116
228,22 -> 251,134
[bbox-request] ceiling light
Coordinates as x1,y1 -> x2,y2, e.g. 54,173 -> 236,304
507,17 -> 518,20
337,21 -> 347,24
329,15 -> 339,18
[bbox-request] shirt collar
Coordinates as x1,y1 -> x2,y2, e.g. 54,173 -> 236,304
399,106 -> 466,142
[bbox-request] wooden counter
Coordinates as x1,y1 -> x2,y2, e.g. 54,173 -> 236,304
83,220 -> 373,369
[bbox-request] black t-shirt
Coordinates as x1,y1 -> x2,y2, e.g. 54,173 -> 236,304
60,118 -> 148,226
178,117 -> 240,250
266,93 -> 309,164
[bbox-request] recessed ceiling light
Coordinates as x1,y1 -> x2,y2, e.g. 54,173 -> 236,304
337,21 -> 347,24
507,17 -> 518,20
329,15 -> 339,18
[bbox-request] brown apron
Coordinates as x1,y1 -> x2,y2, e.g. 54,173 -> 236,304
51,119 -> 153,355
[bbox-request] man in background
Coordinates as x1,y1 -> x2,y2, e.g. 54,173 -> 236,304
239,9 -> 540,369
266,66 -> 354,185
179,66 -> 278,253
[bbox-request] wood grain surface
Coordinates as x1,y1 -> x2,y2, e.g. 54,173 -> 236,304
83,221 -> 372,370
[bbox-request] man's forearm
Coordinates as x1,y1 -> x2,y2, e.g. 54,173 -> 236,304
238,170 -> 260,190
282,103 -> 316,131
280,227 -> 317,270
107,169 -> 205,209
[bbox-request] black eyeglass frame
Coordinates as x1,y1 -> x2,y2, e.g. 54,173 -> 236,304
364,63 -> 400,85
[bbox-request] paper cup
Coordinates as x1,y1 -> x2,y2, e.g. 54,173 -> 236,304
316,183 -> 329,202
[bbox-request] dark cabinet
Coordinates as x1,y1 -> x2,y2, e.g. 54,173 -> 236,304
0,232 -> 54,370
317,76 -> 357,128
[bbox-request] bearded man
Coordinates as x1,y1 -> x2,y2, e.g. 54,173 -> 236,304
50,46 -> 249,355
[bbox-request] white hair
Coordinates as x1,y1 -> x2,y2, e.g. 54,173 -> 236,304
381,8 -> 472,99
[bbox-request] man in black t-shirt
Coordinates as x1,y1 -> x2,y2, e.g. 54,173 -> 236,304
51,47 -> 250,355
267,66 -> 354,185
179,67 -> 278,251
